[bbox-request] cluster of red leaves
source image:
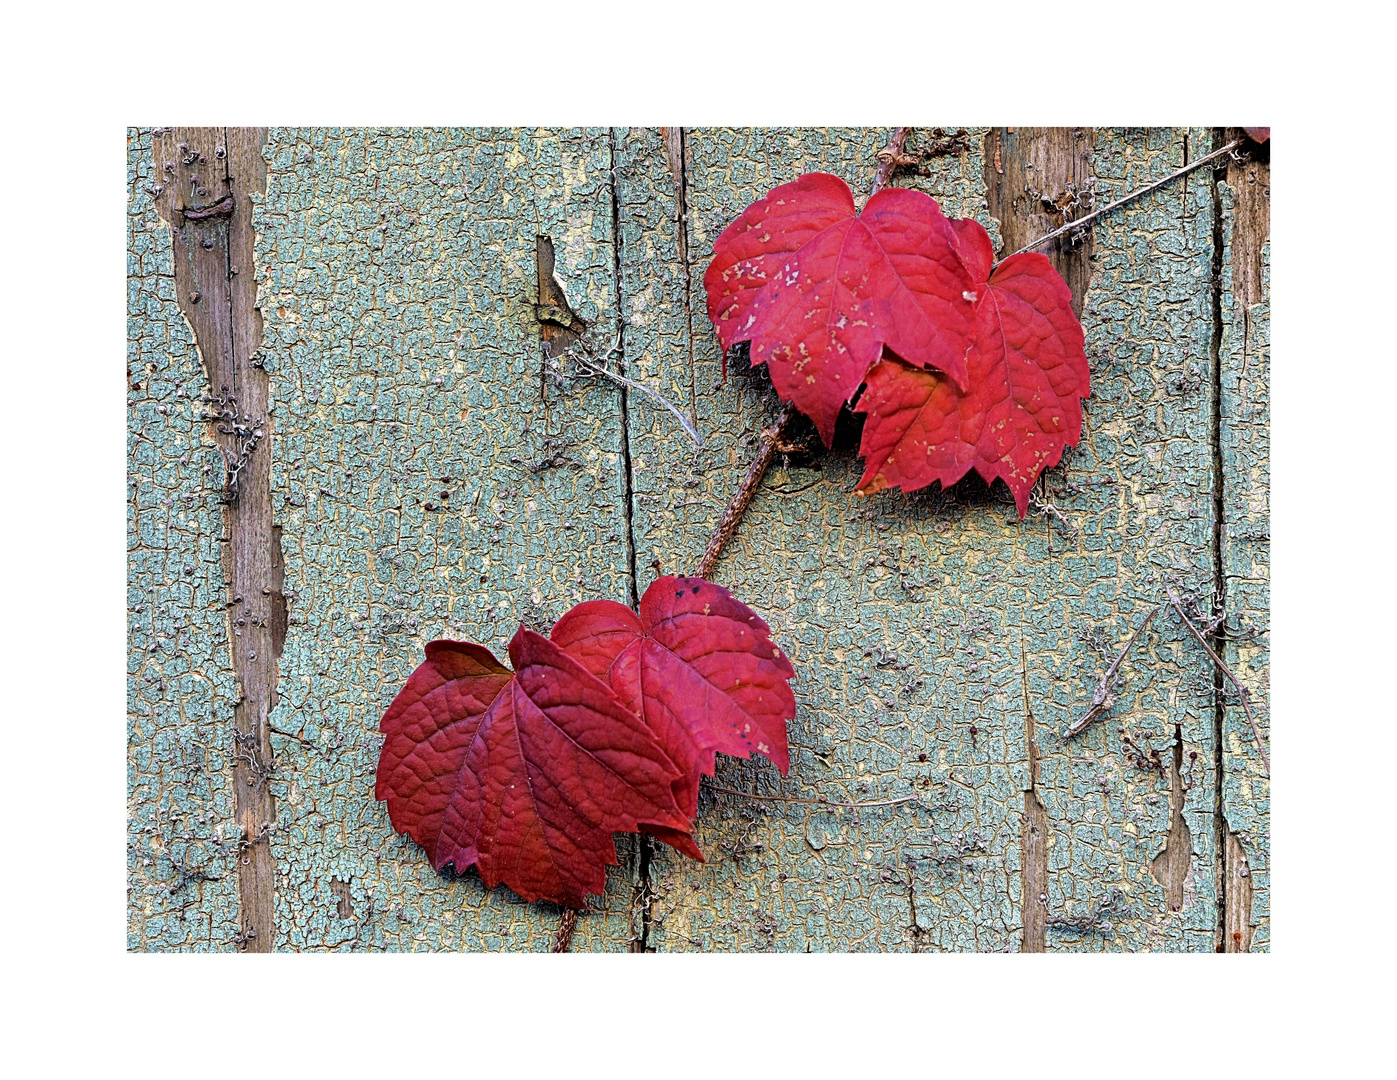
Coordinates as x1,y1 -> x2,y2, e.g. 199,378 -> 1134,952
704,172 -> 1091,516
375,576 -> 795,908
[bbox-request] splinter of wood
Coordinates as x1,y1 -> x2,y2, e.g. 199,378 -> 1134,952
182,195 -> 236,220
1067,606 -> 1159,738
1166,587 -> 1270,778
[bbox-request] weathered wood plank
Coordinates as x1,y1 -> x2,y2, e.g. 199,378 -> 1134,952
127,128 -> 242,950
616,127 -> 1027,951
127,125 -> 1266,952
615,127 -> 1225,952
1035,128 -> 1221,952
148,126 -> 278,950
252,127 -> 637,950
1218,129 -> 1270,952
984,127 -> 1100,951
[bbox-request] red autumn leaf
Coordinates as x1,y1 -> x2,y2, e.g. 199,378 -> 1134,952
550,575 -> 796,861
375,625 -> 691,908
855,217 -> 1090,517
704,172 -> 977,446
1243,126 -> 1270,144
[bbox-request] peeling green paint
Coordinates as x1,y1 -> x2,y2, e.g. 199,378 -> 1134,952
127,128 -> 242,951
619,127 -> 1228,952
127,127 -> 1268,951
1219,180 -> 1271,950
253,128 -> 638,950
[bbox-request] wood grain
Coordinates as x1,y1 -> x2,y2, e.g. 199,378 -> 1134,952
983,127 -> 1097,316
152,127 -> 275,952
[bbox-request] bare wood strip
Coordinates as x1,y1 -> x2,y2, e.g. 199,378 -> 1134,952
1150,730 -> 1195,913
984,127 -> 1097,317
151,127 -> 275,952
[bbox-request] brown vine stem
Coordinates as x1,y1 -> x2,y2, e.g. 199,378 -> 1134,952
1067,606 -> 1159,738
697,401 -> 798,578
551,908 -> 578,952
697,128 -> 914,580
870,126 -> 915,197
1166,587 -> 1270,778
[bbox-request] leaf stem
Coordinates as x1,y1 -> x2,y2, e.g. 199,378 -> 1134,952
1166,587 -> 1270,778
1005,139 -> 1243,260
551,908 -> 579,951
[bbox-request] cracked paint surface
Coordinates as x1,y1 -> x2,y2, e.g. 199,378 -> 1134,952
1029,129 -> 1222,951
254,128 -> 638,950
1219,180 -> 1271,950
617,127 -> 1228,951
126,127 -> 1268,951
127,128 -> 242,950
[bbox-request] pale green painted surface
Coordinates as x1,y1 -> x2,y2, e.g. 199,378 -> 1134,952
621,128 -> 1224,951
254,128 -> 638,950
1219,181 -> 1271,950
1033,128 -> 1221,950
126,128 -> 242,950
126,127 -> 1269,951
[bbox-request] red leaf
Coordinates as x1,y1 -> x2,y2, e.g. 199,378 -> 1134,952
1243,126 -> 1270,144
551,575 -> 796,860
375,626 -> 691,908
704,172 -> 977,445
855,218 -> 1090,517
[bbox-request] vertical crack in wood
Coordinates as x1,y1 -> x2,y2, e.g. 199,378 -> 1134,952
151,127 -> 275,952
629,833 -> 654,953
662,127 -> 699,424
985,130 -> 1099,951
608,129 -> 639,611
609,126 -> 650,953
1209,127 -> 1230,952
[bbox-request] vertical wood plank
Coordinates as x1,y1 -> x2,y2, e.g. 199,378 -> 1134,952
253,127 -> 637,950
1218,129 -> 1270,952
984,127 -> 1100,952
128,127 -> 243,949
151,126 -> 277,951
